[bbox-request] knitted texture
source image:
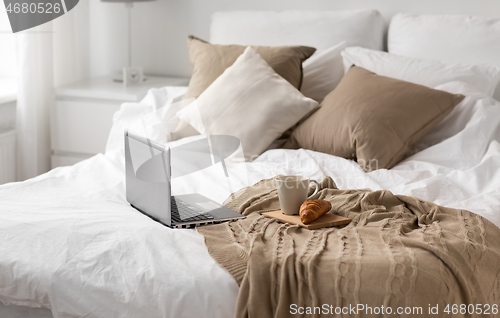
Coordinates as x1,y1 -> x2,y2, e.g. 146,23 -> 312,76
197,176 -> 500,318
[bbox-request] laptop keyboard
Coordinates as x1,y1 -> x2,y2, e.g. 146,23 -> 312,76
171,197 -> 215,223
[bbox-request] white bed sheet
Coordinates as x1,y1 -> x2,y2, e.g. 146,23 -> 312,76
0,302 -> 53,318
0,81 -> 500,318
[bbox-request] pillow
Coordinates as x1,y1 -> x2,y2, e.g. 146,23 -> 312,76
342,46 -> 500,97
171,36 -> 316,141
300,42 -> 347,103
176,47 -> 318,161
210,10 -> 384,50
185,35 -> 316,99
284,66 -> 465,171
388,13 -> 500,100
409,81 -> 488,157
263,41 -> 346,147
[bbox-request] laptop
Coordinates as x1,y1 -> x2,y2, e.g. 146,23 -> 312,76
125,131 -> 245,228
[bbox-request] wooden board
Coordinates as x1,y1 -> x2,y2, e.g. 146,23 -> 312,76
261,210 -> 351,230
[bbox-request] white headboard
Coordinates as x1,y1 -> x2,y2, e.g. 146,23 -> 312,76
89,0 -> 500,78
210,10 -> 384,50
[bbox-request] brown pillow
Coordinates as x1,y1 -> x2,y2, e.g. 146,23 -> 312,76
185,35 -> 316,99
170,36 -> 317,141
284,66 -> 465,171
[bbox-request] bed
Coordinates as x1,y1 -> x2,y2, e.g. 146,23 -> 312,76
1,9 -> 500,318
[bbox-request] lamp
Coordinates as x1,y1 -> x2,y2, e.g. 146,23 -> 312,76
101,0 -> 156,85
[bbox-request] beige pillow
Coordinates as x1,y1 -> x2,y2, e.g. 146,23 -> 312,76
285,66 -> 465,171
176,47 -> 318,161
186,35 -> 316,99
169,36 -> 316,141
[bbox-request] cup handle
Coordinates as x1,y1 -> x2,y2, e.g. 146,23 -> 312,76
307,180 -> 320,200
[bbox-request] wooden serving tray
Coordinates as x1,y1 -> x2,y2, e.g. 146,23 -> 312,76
261,210 -> 351,230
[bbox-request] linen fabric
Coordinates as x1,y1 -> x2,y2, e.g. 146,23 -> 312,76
172,36 -> 316,141
177,46 -> 318,161
301,42 -> 347,103
197,176 -> 500,318
285,66 -> 465,171
342,46 -> 500,97
3,79 -> 500,318
185,35 -> 315,99
341,47 -> 499,154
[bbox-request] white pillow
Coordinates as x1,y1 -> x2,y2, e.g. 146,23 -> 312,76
210,10 -> 384,50
410,81 -> 490,157
342,47 -> 500,96
388,13 -> 500,100
176,46 -> 318,161
300,42 -> 347,103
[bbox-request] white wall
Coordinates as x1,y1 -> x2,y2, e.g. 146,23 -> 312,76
0,6 -> 17,78
88,0 -> 500,78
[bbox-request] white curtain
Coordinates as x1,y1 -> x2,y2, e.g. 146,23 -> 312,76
16,2 -> 89,181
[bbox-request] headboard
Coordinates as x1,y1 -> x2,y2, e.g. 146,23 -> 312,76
209,10 -> 384,50
90,0 -> 500,78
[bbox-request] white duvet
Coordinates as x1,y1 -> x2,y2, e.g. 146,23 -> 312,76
0,82 -> 499,318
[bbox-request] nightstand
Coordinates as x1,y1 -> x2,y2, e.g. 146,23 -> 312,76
51,75 -> 189,168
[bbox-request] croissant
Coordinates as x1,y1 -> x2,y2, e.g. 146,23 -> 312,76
299,200 -> 332,224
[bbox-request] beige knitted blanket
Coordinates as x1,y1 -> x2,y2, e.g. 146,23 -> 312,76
197,177 -> 500,318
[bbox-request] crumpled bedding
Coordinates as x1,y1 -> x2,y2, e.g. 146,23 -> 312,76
0,81 -> 499,317
198,176 -> 500,317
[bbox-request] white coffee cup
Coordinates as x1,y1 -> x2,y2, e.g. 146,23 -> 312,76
276,176 -> 320,215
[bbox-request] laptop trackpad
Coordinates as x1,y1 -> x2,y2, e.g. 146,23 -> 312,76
196,201 -> 221,211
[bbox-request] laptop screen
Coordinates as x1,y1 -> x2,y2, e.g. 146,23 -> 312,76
125,131 -> 172,225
